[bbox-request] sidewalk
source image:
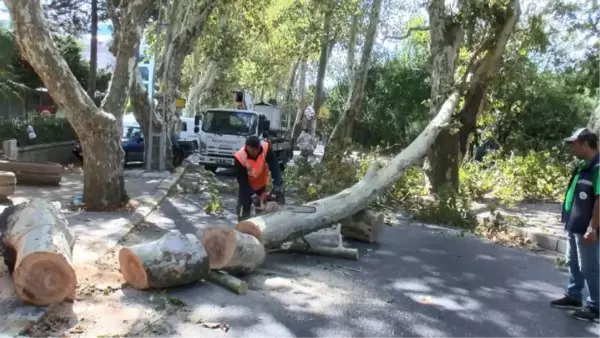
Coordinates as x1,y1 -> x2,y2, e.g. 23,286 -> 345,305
472,201 -> 566,253
0,166 -> 187,336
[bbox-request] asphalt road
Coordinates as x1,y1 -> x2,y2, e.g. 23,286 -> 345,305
119,169 -> 599,337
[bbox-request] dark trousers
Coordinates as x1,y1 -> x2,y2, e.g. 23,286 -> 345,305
237,186 -> 266,222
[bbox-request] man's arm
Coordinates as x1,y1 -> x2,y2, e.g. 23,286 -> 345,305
265,146 -> 282,187
592,169 -> 599,230
235,157 -> 252,198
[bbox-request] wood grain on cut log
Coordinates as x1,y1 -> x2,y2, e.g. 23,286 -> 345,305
0,198 -> 76,306
341,209 -> 384,243
119,230 -> 209,289
201,227 -> 265,276
236,91 -> 460,249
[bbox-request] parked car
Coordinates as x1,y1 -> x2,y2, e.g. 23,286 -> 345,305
72,125 -> 195,167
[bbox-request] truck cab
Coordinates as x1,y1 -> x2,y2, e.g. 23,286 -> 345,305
193,108 -> 292,172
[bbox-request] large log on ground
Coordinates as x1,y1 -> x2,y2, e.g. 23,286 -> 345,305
0,160 -> 64,186
201,227 -> 265,276
119,230 -> 209,289
341,209 -> 384,243
236,92 -> 460,249
0,198 -> 76,305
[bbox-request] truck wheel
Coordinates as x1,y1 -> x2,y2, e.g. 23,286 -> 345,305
205,165 -> 218,173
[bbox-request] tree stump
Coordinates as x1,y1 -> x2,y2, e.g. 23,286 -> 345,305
119,230 -> 209,289
341,209 -> 384,243
0,198 -> 76,306
0,171 -> 16,200
201,227 -> 265,276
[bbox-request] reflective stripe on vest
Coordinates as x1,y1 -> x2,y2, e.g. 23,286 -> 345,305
234,141 -> 270,190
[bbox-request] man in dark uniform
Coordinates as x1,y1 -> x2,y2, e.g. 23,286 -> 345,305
550,127 -> 599,322
234,136 -> 283,222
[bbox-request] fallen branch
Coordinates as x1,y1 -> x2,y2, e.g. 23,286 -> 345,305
201,227 -> 265,276
236,91 -> 460,249
0,198 -> 76,305
271,242 -> 359,260
119,230 -> 209,289
205,270 -> 248,295
341,209 -> 384,243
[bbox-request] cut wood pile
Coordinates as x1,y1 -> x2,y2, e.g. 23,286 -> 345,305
117,92 -> 460,294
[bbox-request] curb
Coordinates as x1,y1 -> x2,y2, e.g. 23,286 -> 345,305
3,158 -> 194,337
505,225 -> 566,254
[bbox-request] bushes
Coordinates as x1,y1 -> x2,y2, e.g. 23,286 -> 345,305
0,115 -> 77,146
460,149 -> 570,204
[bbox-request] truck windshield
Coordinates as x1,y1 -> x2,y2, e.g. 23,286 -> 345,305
202,110 -> 257,136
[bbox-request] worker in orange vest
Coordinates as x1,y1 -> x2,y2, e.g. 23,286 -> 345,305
234,135 -> 283,221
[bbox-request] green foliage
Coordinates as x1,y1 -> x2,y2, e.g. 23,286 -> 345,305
0,115 -> 77,146
460,149 -> 571,204
407,185 -> 478,230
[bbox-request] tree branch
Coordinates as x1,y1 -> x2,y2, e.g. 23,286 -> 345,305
101,0 -> 157,116
386,26 -> 430,41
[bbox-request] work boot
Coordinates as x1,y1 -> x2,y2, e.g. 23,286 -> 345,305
572,307 -> 599,322
550,296 -> 582,309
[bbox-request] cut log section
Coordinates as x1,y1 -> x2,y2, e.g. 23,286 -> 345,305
0,170 -> 16,200
0,160 -> 64,186
205,270 -> 248,295
119,230 -> 209,289
235,92 -> 460,249
341,209 -> 384,243
273,242 -> 359,260
201,227 -> 265,276
0,198 -> 76,306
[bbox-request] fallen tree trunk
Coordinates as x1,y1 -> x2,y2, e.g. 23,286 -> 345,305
201,227 -> 265,276
236,91 -> 460,249
0,198 -> 76,306
205,270 -> 248,295
119,230 -> 209,289
341,209 -> 384,243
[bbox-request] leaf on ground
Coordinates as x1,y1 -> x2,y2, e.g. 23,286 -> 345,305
199,322 -> 230,332
69,325 -> 85,334
419,296 -> 433,304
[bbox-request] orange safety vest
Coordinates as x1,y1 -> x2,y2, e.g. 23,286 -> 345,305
234,141 -> 270,191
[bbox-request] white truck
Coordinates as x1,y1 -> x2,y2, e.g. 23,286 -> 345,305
192,91 -> 293,172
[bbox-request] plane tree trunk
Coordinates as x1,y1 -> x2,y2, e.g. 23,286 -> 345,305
325,0 -> 382,159
422,0 -> 465,194
5,0 -> 154,210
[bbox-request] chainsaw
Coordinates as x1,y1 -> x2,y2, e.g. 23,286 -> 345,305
251,188 -> 316,214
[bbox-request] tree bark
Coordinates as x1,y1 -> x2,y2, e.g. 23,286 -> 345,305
275,242 -> 359,260
205,270 -> 248,294
183,61 -> 219,118
201,227 -> 266,276
133,0 -> 218,170
284,61 -> 299,104
236,91 -> 460,249
87,0 -> 98,102
346,13 -> 359,80
326,0 -> 382,156
4,0 -> 155,209
341,209 -> 384,243
457,0 -> 520,159
423,0 -> 464,193
589,105 -> 600,136
291,59 -> 308,143
312,4 -> 334,136
118,230 -> 209,289
0,199 -> 76,306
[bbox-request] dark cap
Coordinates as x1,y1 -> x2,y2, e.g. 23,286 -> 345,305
245,135 -> 261,148
564,127 -> 598,144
